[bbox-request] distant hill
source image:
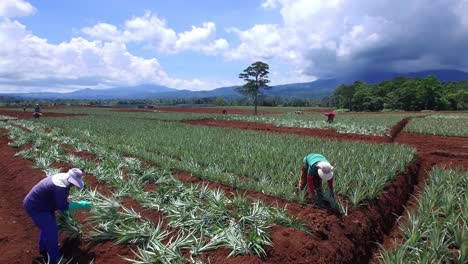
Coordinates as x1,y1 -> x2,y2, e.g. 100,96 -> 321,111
3,85 -> 175,100
2,69 -> 467,100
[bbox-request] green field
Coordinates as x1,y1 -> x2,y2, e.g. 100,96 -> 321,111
1,119 -> 309,261
35,110 -> 416,205
404,114 -> 468,137
222,112 -> 421,136
7,108 -> 466,263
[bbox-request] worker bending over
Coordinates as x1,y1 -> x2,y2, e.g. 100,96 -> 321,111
325,112 -> 335,123
23,168 -> 93,263
297,153 -> 334,206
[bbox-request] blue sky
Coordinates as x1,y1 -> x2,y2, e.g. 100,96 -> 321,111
1,0 -> 467,93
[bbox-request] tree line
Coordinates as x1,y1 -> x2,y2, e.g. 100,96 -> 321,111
325,76 -> 468,111
0,96 -> 322,108
1,74 -> 467,111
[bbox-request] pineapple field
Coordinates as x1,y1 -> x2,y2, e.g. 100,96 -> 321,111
0,107 -> 467,264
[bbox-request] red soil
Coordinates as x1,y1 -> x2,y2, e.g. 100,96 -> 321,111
62,145 -> 98,162
116,107 -> 277,115
0,109 -> 85,119
389,117 -> 412,140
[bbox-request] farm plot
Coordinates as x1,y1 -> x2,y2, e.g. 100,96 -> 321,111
404,114 -> 468,137
221,112 -> 422,136
1,113 -> 425,264
42,114 -> 416,206
7,109 -> 458,264
378,167 -> 467,264
0,119 -> 309,263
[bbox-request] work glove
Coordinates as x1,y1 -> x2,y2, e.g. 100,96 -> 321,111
69,201 -> 93,210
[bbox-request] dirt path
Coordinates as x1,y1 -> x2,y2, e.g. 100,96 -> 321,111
0,131 -> 44,264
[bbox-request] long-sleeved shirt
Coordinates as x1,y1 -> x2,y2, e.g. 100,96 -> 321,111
23,176 -> 70,213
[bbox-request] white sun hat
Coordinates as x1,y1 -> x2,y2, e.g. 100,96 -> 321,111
67,168 -> 84,188
316,161 -> 334,181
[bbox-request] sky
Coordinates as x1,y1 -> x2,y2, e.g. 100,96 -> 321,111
0,0 -> 467,93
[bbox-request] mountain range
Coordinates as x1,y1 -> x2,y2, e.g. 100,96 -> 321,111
2,69 -> 468,100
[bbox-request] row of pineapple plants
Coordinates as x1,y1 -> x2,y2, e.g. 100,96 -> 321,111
220,112 -> 421,136
404,114 -> 468,137
1,119 -> 309,263
378,167 -> 467,264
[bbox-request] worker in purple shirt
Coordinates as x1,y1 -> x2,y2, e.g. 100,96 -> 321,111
23,168 -> 92,263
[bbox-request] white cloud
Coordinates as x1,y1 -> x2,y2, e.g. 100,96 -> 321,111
261,0 -> 279,9
226,24 -> 300,62
0,18 -> 217,92
82,12 -> 228,55
0,0 -> 36,18
270,69 -> 317,85
81,23 -> 122,42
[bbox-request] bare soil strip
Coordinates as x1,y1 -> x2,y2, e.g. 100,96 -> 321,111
389,117 -> 412,140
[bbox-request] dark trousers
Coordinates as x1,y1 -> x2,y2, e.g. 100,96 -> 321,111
26,209 -> 60,261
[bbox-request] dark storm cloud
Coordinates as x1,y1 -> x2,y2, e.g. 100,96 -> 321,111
299,0 -> 468,77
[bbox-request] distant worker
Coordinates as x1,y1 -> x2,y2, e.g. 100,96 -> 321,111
222,109 -> 227,114
23,106 -> 27,112
296,153 -> 334,206
325,111 -> 335,123
23,168 -> 93,263
33,104 -> 42,119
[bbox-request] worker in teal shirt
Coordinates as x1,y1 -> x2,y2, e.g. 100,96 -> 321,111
296,154 -> 335,205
